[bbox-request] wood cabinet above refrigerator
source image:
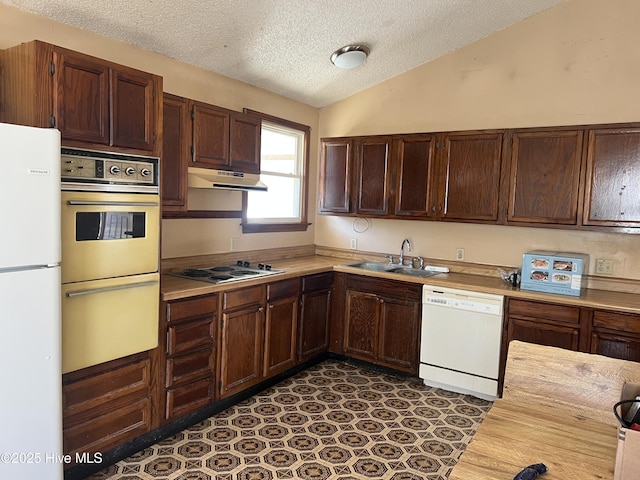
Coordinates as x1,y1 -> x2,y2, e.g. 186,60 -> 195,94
0,40 -> 162,156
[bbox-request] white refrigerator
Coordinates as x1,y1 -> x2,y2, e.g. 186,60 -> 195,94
0,123 -> 63,480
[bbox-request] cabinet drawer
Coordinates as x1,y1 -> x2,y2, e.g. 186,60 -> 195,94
223,285 -> 263,310
64,397 -> 151,456
166,378 -> 215,419
166,349 -> 214,387
593,310 -> 640,334
267,278 -> 299,300
346,274 -> 421,302
302,272 -> 334,292
63,358 -> 150,417
508,299 -> 580,324
167,295 -> 218,323
167,317 -> 214,355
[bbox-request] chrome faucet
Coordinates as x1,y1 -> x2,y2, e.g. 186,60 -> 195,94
399,238 -> 412,265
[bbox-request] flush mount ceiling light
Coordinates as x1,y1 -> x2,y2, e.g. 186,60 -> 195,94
330,45 -> 370,69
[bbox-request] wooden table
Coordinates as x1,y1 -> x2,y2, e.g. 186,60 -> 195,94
449,399 -> 618,480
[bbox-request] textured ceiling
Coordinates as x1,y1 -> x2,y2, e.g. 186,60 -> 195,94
2,0 -> 567,107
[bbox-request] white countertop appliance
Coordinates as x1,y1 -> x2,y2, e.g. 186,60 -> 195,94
0,123 -> 63,479
420,285 -> 504,401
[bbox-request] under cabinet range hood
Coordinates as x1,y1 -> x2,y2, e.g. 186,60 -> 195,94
188,167 -> 267,192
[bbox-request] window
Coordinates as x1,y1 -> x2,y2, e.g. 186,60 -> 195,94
241,110 -> 310,233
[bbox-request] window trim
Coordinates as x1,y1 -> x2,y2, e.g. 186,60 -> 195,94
241,109 -> 311,234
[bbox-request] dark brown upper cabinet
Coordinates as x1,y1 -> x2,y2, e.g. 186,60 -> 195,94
0,40 -> 160,154
506,129 -> 584,225
110,68 -> 157,151
320,132 -> 501,224
229,113 -> 261,174
53,50 -> 110,145
394,134 -> 437,218
161,93 -> 190,212
320,123 -> 640,233
437,132 -> 504,223
583,126 -> 640,228
319,138 -> 353,214
192,101 -> 230,168
355,137 -> 393,216
192,101 -> 260,174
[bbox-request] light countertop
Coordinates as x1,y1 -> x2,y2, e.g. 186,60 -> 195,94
161,255 -> 640,314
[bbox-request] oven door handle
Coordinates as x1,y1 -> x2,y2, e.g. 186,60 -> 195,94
65,280 -> 159,298
66,200 -> 159,207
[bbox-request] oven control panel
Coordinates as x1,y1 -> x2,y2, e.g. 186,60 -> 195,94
61,148 -> 158,190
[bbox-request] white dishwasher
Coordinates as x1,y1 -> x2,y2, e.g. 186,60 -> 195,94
420,284 -> 504,400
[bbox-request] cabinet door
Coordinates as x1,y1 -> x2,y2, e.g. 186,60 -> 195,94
264,296 -> 298,378
590,310 -> 640,361
506,317 -> 581,351
110,68 -> 156,150
377,297 -> 420,373
507,130 -> 583,225
219,305 -> 263,398
355,137 -> 392,216
591,331 -> 640,362
229,112 -> 261,174
53,49 -> 110,145
319,139 -> 353,214
299,289 -> 331,362
394,135 -> 437,218
162,94 -> 189,211
583,127 -> 640,227
440,132 -> 503,222
192,102 -> 230,169
344,290 -> 379,362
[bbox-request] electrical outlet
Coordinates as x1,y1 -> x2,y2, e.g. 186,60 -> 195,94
456,248 -> 465,261
595,258 -> 613,275
350,238 -> 357,250
230,237 -> 238,252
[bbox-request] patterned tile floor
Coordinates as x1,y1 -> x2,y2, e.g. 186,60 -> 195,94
88,360 -> 491,480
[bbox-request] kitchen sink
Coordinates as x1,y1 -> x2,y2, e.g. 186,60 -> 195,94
388,266 -> 442,278
345,262 -> 442,278
346,262 -> 397,272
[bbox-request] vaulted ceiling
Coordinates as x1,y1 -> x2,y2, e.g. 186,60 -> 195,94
1,0 -> 567,107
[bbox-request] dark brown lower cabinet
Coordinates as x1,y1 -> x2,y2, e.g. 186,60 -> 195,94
502,298 -> 640,387
264,279 -> 300,378
219,285 -> 265,398
504,298 -> 584,349
62,354 -> 154,467
590,310 -> 640,361
298,272 -> 334,362
343,275 -> 421,374
162,294 -> 217,422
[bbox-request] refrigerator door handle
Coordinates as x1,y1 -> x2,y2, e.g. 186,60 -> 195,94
65,280 -> 159,298
66,200 -> 159,207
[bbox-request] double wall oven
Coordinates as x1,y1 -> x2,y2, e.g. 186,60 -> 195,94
61,147 -> 160,374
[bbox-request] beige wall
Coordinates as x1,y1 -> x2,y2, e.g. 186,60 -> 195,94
0,3 -> 319,259
2,0 -> 640,278
317,0 -> 640,280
